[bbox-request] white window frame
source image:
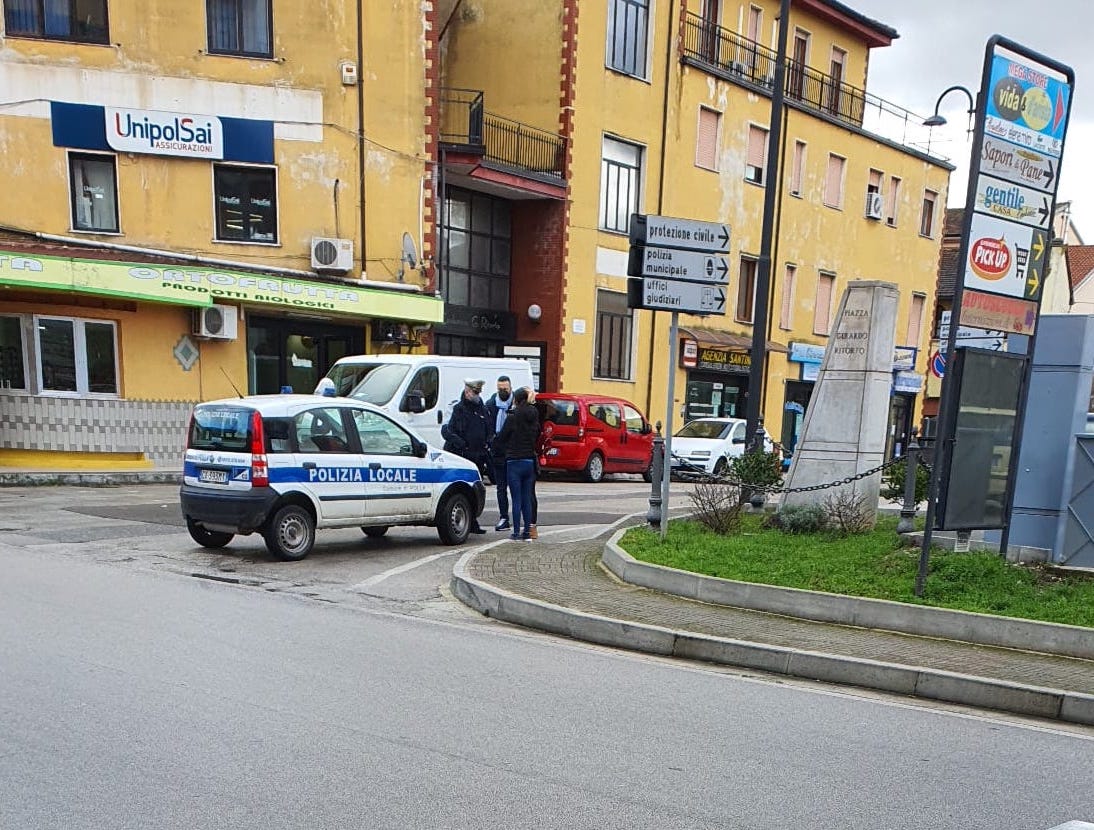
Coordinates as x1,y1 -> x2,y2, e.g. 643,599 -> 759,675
33,315 -> 119,398
67,150 -> 121,235
0,313 -> 30,392
212,162 -> 281,246
599,135 -> 644,234
605,0 -> 653,80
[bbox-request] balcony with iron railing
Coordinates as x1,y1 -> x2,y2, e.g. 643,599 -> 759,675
681,13 -> 945,160
440,88 -> 567,181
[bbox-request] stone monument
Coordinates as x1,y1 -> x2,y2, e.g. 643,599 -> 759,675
781,280 -> 899,519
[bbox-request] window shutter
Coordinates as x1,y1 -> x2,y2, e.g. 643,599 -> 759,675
790,141 -> 805,194
824,155 -> 844,206
868,169 -> 882,191
696,108 -> 719,169
814,273 -> 834,335
747,126 -> 767,169
886,176 -> 900,223
780,265 -> 796,329
906,294 -> 925,347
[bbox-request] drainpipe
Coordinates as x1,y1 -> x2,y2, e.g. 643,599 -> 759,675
644,0 -> 677,418
356,0 -> 368,275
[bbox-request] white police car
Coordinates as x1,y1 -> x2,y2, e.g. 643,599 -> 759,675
180,395 -> 486,560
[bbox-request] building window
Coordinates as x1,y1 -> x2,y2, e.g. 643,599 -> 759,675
788,29 -> 809,97
35,316 -> 118,396
905,293 -> 926,347
886,176 -> 901,227
207,0 -> 272,58
736,257 -> 757,324
4,0 -> 109,44
827,46 -> 846,116
745,125 -> 768,184
441,187 -> 511,310
779,264 -> 796,330
69,153 -> 119,233
920,189 -> 938,237
214,165 -> 278,243
600,136 -> 642,233
594,289 -> 633,380
824,153 -> 845,208
696,107 -> 720,171
0,316 -> 28,390
814,272 -> 835,335
790,140 -> 806,196
606,0 -> 649,78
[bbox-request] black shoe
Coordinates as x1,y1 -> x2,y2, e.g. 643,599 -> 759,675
495,518 -> 511,531
470,525 -> 487,534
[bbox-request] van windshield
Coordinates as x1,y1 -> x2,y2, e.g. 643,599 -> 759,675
349,364 -> 411,406
326,362 -> 383,397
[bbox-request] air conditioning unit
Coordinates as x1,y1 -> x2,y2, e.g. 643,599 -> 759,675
865,192 -> 884,220
310,236 -> 354,273
193,304 -> 239,340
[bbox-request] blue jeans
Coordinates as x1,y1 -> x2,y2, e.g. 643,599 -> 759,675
492,459 -> 509,521
506,458 -> 536,536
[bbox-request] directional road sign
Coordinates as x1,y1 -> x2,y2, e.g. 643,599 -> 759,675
629,214 -> 730,254
627,277 -> 726,315
627,245 -> 730,284
973,174 -> 1053,228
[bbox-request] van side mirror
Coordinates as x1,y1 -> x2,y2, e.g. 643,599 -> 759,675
402,391 -> 426,413
732,437 -> 746,445
641,422 -> 652,435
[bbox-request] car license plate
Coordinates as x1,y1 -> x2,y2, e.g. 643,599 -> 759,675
199,468 -> 229,484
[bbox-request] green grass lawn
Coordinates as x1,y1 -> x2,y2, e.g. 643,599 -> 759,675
621,516 -> 1094,628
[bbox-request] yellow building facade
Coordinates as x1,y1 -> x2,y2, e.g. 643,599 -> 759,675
436,0 -> 952,457
0,1 -> 443,468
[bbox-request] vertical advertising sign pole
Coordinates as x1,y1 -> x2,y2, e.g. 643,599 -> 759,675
660,311 -> 680,540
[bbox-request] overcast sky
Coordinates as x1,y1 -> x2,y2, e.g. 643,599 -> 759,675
848,0 -> 1090,240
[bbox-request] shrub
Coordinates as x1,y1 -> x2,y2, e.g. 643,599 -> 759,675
821,490 -> 875,536
766,503 -> 828,534
688,481 -> 744,535
881,458 -> 930,506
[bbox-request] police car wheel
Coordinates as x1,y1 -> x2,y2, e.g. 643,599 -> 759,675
186,519 -> 233,549
437,491 -> 472,545
584,452 -> 605,483
263,504 -> 316,561
361,525 -> 390,538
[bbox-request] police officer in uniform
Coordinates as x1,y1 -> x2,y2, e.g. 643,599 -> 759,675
441,378 -> 491,534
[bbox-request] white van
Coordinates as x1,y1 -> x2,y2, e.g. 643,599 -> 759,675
317,355 -> 534,447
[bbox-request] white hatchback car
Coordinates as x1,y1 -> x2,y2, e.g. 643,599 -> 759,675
180,395 -> 486,560
670,417 -> 774,477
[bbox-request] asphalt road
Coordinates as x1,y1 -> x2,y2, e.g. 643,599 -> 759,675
3,540 -> 1093,829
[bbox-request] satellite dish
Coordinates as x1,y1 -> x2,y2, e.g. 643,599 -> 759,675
401,232 -> 418,270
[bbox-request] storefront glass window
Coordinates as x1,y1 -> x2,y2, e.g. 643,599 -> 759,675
69,154 -> 119,233
0,316 -> 27,390
85,322 -> 118,394
36,316 -> 117,395
441,187 -> 511,311
38,318 -> 78,392
214,165 -> 278,244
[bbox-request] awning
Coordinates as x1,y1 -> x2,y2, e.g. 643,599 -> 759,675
679,326 -> 788,353
0,247 -> 444,323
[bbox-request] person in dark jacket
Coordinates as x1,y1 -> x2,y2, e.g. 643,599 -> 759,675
441,378 -> 491,534
496,386 -> 540,541
484,375 -> 514,531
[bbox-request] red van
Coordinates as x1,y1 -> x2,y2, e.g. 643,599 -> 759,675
535,394 -> 655,483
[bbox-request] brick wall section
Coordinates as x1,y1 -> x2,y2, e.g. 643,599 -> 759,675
421,0 -> 440,352
557,0 -> 579,386
511,201 -> 566,390
0,394 -> 193,465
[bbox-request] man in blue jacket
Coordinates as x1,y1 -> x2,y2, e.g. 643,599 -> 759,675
484,375 -> 513,531
441,378 -> 491,534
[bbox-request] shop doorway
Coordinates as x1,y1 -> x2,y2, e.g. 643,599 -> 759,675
886,392 -> 915,458
781,380 -> 814,457
247,317 -> 364,395
684,373 -> 747,421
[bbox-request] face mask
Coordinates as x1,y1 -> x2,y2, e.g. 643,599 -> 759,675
498,389 -> 511,402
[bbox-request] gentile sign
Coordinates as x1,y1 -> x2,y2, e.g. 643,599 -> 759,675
106,107 -> 224,159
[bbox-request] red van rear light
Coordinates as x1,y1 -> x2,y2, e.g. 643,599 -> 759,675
250,411 -> 269,488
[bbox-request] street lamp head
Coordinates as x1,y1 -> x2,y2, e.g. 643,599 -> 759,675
922,113 -> 948,128
923,85 -> 976,133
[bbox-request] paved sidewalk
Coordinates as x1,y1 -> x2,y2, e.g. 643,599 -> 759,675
453,535 -> 1094,725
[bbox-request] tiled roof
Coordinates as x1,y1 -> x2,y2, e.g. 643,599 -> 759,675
1066,245 -> 1094,291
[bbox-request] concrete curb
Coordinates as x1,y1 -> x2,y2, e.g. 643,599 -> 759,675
0,471 -> 183,487
450,551 -> 1094,726
603,530 -> 1094,660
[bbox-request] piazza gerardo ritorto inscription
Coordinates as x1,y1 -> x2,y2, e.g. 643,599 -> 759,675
781,281 -> 900,519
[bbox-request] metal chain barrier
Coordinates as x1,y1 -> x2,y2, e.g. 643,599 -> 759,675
670,453 -> 906,495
